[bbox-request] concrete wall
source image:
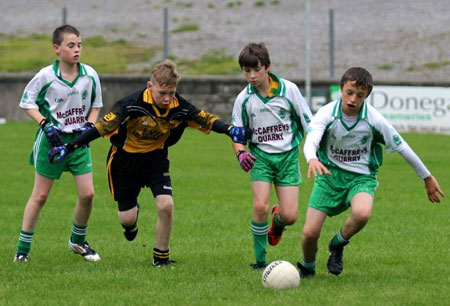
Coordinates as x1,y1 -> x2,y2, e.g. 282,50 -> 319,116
1,73 -> 448,122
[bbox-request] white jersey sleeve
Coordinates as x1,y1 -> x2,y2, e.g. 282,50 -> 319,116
367,104 -> 406,153
19,66 -> 52,110
84,64 -> 103,108
303,102 -> 335,162
231,88 -> 247,128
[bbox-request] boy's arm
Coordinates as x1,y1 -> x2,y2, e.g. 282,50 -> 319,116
398,144 -> 445,203
303,108 -> 331,178
87,107 -> 101,123
23,108 -> 45,124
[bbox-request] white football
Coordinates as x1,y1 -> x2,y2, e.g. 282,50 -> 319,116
262,260 -> 300,289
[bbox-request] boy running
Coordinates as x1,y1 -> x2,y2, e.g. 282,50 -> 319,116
298,67 -> 445,277
231,43 -> 313,269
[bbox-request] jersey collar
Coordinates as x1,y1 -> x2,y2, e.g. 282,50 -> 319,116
52,59 -> 84,87
332,98 -> 368,120
246,72 -> 285,100
142,88 -> 179,117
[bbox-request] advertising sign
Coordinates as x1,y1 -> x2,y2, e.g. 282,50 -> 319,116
329,85 -> 450,134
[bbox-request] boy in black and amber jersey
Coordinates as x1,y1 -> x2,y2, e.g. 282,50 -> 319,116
51,60 -> 249,267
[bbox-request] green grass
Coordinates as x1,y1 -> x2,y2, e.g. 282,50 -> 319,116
177,51 -> 241,75
0,34 -> 159,74
0,34 -> 241,76
1,122 -> 449,305
171,23 -> 200,33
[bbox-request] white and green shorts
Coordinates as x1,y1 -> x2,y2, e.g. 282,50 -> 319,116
29,130 -> 92,180
249,146 -> 301,186
308,166 -> 378,216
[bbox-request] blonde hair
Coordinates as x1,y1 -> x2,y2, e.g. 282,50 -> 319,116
150,60 -> 180,87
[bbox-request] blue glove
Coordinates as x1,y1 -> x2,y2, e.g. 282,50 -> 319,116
48,145 -> 68,163
40,119 -> 63,148
73,122 -> 95,134
236,150 -> 256,172
228,126 -> 250,145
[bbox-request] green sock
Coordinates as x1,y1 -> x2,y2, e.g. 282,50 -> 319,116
251,220 -> 268,264
302,259 -> 316,271
330,229 -> 349,246
70,223 -> 87,244
17,230 -> 34,255
274,214 -> 286,229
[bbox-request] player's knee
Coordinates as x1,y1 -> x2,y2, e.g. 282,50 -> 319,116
279,210 -> 298,225
80,190 -> 95,204
253,201 -> 269,217
302,226 -> 320,242
157,199 -> 174,216
353,209 -> 372,224
31,192 -> 49,207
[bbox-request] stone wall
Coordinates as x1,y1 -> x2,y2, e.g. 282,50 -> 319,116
1,74 -> 448,122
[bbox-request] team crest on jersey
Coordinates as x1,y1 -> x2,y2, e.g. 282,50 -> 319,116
278,109 -> 286,119
103,112 -> 117,122
393,135 -> 402,146
140,119 -> 150,126
82,90 -> 88,100
303,113 -> 311,123
360,135 -> 369,145
21,92 -> 29,103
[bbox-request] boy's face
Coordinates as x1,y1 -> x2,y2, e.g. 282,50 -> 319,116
53,33 -> 82,65
147,80 -> 176,109
340,81 -> 369,117
242,62 -> 270,88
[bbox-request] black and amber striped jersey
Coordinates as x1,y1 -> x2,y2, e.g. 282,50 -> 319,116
93,88 -> 222,153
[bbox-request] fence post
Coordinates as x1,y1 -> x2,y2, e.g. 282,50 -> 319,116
163,7 -> 169,60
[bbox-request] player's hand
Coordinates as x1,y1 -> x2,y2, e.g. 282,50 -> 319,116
41,119 -> 63,147
228,126 -> 250,145
424,175 -> 445,203
236,150 -> 256,172
307,158 -> 331,178
48,145 -> 68,163
73,122 -> 95,134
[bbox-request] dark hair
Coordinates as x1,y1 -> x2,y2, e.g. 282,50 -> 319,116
238,42 -> 271,69
52,24 -> 80,45
340,67 -> 374,96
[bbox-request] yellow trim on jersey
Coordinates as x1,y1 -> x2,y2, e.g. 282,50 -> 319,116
267,75 -> 279,98
107,146 -> 118,198
142,88 -> 179,118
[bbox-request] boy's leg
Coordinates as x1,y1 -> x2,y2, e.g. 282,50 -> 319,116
299,207 -> 327,277
15,173 -> 54,262
69,172 -> 100,262
268,185 -> 299,246
152,194 -> 175,267
118,203 -> 139,241
250,181 -> 271,268
328,192 -> 373,275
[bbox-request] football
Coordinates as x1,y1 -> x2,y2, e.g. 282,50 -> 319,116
261,260 -> 300,290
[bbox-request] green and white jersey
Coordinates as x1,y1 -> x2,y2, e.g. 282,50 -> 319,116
19,60 -> 103,133
304,99 -> 406,175
231,73 -> 312,154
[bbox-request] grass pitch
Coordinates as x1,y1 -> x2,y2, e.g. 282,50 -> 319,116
1,121 -> 449,305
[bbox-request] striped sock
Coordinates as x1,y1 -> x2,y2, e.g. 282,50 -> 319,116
330,229 -> 349,246
70,223 -> 87,244
17,230 -> 34,255
302,259 -> 316,271
251,220 -> 269,265
153,248 -> 170,263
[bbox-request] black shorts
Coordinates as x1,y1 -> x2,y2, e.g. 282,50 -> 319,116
106,146 -> 172,208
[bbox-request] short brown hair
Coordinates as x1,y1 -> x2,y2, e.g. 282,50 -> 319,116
52,24 -> 80,45
340,67 -> 374,96
150,60 -> 180,87
238,42 -> 271,69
